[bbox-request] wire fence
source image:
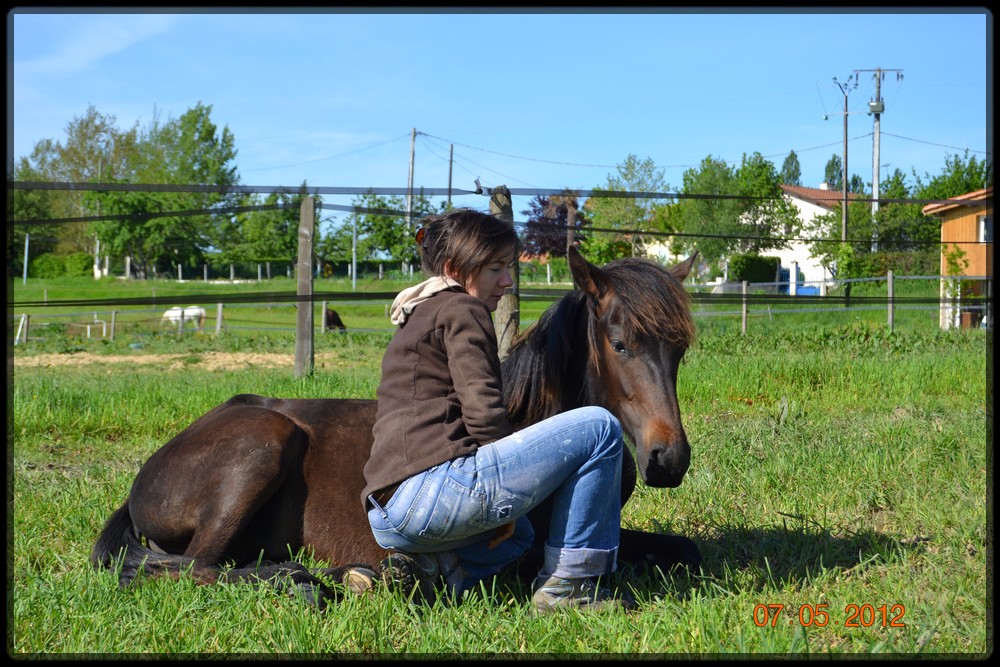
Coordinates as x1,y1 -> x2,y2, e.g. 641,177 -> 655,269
10,273 -> 992,347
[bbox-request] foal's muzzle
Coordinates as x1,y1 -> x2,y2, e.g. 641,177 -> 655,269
639,437 -> 690,488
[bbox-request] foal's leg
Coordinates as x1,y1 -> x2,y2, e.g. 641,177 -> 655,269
129,405 -> 340,607
617,527 -> 702,574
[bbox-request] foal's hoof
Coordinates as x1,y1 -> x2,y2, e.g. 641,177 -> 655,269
288,582 -> 334,611
342,566 -> 377,595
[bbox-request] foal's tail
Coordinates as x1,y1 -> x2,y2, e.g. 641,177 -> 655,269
90,502 -> 204,587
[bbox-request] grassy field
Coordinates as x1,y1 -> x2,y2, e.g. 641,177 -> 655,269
7,275 -> 991,656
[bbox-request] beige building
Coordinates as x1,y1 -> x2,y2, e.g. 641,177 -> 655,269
922,187 -> 993,329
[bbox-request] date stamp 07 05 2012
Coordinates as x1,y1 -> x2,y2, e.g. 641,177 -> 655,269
753,603 -> 906,628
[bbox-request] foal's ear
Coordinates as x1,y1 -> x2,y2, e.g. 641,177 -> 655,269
568,245 -> 609,298
669,252 -> 699,283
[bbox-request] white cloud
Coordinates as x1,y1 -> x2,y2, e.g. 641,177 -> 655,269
15,14 -> 179,78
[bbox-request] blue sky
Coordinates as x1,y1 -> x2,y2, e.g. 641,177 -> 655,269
9,8 -> 992,228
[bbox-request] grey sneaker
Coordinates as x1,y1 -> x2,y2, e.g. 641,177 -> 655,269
379,552 -> 439,603
531,574 -> 636,614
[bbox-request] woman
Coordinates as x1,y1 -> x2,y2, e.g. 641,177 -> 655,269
361,208 -> 633,613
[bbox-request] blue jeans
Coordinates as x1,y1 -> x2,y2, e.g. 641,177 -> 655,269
366,406 -> 624,596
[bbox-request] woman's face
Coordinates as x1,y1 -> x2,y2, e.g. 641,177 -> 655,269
455,249 -> 515,312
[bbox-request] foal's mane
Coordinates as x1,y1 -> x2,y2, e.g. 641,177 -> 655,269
501,256 -> 694,428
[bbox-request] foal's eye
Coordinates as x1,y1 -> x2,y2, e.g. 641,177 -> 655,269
610,339 -> 628,355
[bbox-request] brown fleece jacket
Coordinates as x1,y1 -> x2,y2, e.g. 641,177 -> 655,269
361,288 -> 513,509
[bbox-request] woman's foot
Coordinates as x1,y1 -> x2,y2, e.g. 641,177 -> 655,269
531,575 -> 636,613
379,552 -> 440,603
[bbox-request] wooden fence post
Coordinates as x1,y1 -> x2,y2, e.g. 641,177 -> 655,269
110,311 -> 117,341
490,185 -> 518,360
887,270 -> 894,331
215,303 -> 224,335
741,280 -> 749,335
294,197 -> 316,379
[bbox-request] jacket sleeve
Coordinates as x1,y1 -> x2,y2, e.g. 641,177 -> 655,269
441,298 -> 514,444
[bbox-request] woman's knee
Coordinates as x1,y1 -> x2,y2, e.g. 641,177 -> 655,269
577,406 -> 623,454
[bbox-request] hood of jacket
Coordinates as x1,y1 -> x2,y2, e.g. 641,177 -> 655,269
389,275 -> 463,325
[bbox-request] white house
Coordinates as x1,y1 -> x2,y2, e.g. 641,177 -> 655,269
774,182 -> 845,290
645,182 -> 845,292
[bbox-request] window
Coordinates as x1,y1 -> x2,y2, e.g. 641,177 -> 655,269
979,215 -> 993,243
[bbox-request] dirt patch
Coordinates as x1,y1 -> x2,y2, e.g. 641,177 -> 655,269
14,351 -> 302,372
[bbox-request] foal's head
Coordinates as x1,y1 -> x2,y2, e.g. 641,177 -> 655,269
569,247 -> 697,488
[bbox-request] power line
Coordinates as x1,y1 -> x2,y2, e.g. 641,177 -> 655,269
417,130 -> 988,175
880,132 -> 991,156
9,180 -> 985,207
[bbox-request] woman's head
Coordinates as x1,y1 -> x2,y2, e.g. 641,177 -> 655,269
416,208 -> 520,311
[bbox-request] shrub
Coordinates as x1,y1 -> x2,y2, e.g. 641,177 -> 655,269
728,253 -> 780,283
29,253 -> 65,279
63,252 -> 96,277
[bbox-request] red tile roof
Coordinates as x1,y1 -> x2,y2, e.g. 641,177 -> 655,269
780,184 -> 861,209
921,187 -> 993,216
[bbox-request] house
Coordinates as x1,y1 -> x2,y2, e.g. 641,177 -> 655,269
646,182 -> 850,292
922,187 -> 993,329
775,183 -> 857,291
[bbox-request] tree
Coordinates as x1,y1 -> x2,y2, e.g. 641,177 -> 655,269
824,154 -> 843,191
236,185 -> 316,275
673,155 -> 739,270
336,190 -> 441,272
674,153 -> 797,272
913,150 -> 993,200
87,103 -> 240,278
872,169 -> 936,252
13,105 -> 139,258
582,154 -> 669,264
520,191 -> 588,258
9,157 -> 60,277
734,152 -> 801,252
780,150 -> 802,186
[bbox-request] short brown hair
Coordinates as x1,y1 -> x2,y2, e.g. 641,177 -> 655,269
415,208 -> 520,285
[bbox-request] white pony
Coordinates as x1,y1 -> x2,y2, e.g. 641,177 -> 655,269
162,306 -> 206,330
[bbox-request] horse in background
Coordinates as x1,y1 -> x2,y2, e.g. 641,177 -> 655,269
162,306 -> 206,331
325,308 -> 347,332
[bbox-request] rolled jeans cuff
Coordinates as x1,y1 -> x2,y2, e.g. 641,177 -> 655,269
543,542 -> 618,580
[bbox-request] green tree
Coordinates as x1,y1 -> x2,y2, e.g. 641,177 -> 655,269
9,157 -> 59,277
734,152 -> 801,252
872,169 -> 935,251
780,150 -> 802,186
913,151 -> 993,200
673,155 -> 739,270
675,153 -> 797,272
582,154 -> 669,263
237,185 -> 316,275
87,103 -> 240,278
13,105 -> 139,259
824,154 -> 843,191
337,190 -> 440,272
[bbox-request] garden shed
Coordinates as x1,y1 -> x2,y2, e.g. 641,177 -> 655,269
922,186 -> 993,329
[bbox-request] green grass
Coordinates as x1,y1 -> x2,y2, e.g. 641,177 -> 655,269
8,290 -> 990,655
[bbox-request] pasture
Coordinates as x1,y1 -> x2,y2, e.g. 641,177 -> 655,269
8,289 -> 990,655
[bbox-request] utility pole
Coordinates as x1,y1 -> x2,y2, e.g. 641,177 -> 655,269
832,74 -> 858,242
406,128 -> 416,274
448,144 -> 453,208
855,67 -> 903,251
